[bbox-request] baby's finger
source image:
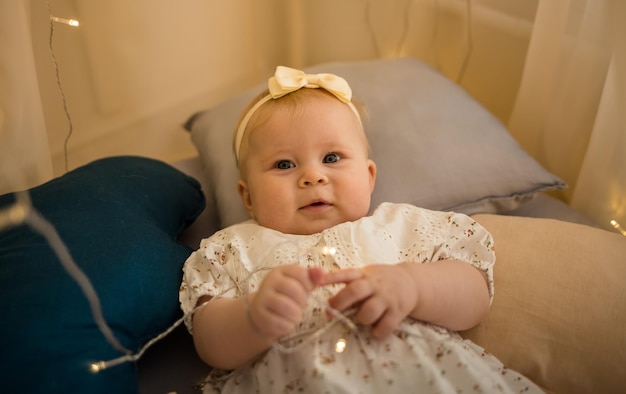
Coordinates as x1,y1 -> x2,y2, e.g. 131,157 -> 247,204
371,310 -> 404,339
315,267 -> 363,286
265,295 -> 303,324
327,277 -> 373,312
280,264 -> 316,292
356,297 -> 386,326
307,267 -> 325,286
272,275 -> 310,307
251,295 -> 300,339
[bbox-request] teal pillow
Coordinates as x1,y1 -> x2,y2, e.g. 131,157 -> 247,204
0,156 -> 205,394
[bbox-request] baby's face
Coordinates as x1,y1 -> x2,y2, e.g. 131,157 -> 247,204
238,95 -> 376,235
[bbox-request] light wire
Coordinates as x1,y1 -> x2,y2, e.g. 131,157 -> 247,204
456,0 -> 474,84
366,0 -> 412,57
93,250 -> 361,371
1,192 -> 132,357
46,0 -> 74,173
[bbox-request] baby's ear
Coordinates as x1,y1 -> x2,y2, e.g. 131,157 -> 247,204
237,179 -> 255,219
367,159 -> 377,193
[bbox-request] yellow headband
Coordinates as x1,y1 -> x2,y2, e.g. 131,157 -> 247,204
234,66 -> 362,162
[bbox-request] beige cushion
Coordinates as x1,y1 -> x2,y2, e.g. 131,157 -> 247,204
462,214 -> 626,393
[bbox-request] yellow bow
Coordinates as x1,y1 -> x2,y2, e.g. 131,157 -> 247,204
268,66 -> 353,103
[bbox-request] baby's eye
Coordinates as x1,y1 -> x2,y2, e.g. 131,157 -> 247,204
275,160 -> 295,170
323,153 -> 341,164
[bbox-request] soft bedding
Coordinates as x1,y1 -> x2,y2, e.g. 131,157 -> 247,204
464,214 -> 626,394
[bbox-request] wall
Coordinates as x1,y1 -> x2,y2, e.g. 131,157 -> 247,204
31,0 -> 291,175
32,0 -> 538,175
295,0 -> 537,125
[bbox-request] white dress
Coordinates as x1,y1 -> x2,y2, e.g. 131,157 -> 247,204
180,203 -> 543,393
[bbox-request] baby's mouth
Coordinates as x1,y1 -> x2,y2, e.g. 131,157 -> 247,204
301,200 -> 331,210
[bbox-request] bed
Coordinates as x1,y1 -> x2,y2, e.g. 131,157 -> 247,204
1,58 -> 625,394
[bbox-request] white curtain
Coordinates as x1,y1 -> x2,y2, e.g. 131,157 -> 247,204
508,0 -> 625,232
0,1 -> 52,195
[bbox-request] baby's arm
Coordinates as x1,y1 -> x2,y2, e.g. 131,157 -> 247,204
322,260 -> 490,339
191,264 -> 329,370
192,295 -> 267,370
401,259 -> 490,329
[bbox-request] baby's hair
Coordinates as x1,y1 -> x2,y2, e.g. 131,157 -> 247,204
233,88 -> 370,172
232,89 -> 271,169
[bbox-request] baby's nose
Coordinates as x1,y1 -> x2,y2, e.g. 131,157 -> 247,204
298,168 -> 329,187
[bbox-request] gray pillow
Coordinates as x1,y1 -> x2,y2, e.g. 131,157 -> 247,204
186,57 -> 565,228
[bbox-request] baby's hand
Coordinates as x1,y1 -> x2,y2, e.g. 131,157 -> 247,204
247,264 -> 320,341
322,264 -> 418,339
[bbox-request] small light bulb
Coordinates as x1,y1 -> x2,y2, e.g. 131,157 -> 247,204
89,362 -> 104,373
321,246 -> 336,256
50,16 -> 80,27
0,200 -> 28,230
610,220 -> 626,236
335,338 -> 347,353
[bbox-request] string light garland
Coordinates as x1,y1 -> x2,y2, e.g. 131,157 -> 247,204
91,246 -> 359,372
1,208 -> 356,359
45,0 -> 131,366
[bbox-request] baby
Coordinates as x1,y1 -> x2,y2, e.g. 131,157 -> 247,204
180,66 -> 543,393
